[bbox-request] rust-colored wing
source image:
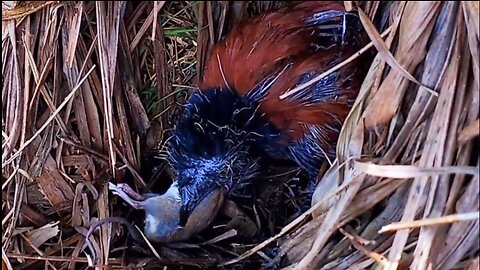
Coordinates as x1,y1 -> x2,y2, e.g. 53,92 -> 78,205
256,46 -> 367,173
199,1 -> 347,94
199,1 -> 371,174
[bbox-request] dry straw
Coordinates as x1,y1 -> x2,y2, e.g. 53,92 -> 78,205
2,1 -> 479,270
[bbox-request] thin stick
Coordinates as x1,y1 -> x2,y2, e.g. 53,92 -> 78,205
354,161 -> 479,178
6,253 -> 90,263
379,212 -> 480,233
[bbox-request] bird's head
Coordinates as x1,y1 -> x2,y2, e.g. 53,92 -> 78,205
141,146 -> 257,243
166,89 -> 270,227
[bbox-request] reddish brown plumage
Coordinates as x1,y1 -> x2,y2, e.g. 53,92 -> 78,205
200,1 -> 347,93
199,1 -> 370,150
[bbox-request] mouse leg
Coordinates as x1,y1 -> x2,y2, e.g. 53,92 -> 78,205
115,183 -> 145,201
108,182 -> 145,210
221,199 -> 258,239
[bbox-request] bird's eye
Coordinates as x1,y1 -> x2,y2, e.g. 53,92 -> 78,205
194,122 -> 205,133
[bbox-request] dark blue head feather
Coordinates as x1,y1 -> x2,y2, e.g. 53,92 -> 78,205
168,88 -> 287,225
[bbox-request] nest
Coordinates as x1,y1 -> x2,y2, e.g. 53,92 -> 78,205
2,1 -> 479,270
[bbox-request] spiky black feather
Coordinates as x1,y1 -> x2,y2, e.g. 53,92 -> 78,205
168,87 -> 293,225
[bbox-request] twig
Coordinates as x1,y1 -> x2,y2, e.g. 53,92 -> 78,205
6,253 -> 89,263
354,161 -> 479,178
379,212 -> 480,233
340,228 -> 387,266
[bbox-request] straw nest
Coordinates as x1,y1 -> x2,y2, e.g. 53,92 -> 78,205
2,1 -> 479,270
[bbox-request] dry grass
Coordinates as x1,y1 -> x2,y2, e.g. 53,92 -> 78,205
2,1 -> 479,270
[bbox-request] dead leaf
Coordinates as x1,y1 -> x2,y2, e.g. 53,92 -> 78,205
311,162 -> 339,217
354,160 -> 478,178
2,248 -> 12,270
290,77 -> 365,268
380,212 -> 479,233
24,222 -> 60,248
358,7 -> 435,95
2,1 -> 58,21
65,2 -> 83,68
363,2 -> 441,131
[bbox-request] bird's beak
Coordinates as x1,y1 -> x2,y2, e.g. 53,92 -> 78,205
152,186 -> 226,243
181,187 -> 226,237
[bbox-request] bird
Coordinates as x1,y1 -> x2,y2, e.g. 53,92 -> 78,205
105,1 -> 371,244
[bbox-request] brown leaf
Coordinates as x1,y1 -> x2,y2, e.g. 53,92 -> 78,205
337,50 -> 384,163
95,1 -> 125,175
353,160 -> 478,178
412,13 -> 469,270
23,222 -> 59,248
2,1 -> 19,11
153,16 -> 171,133
358,7 -> 434,94
333,184 -> 410,269
311,163 -> 339,217
118,29 -> 150,136
368,1 -> 405,102
388,9 -> 465,267
466,257 -> 480,270
195,1 -> 212,85
436,173 -> 479,269
293,172 -> 366,269
340,228 -> 388,267
384,1 -> 459,160
343,1 -> 354,12
362,2 -> 441,130
2,65 -> 95,168
2,248 -> 13,270
2,21 -> 24,164
20,203 -> 49,227
73,37 -> 104,152
35,153 -> 75,210
281,178 -> 406,267
130,1 -> 165,52
113,88 -> 139,170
